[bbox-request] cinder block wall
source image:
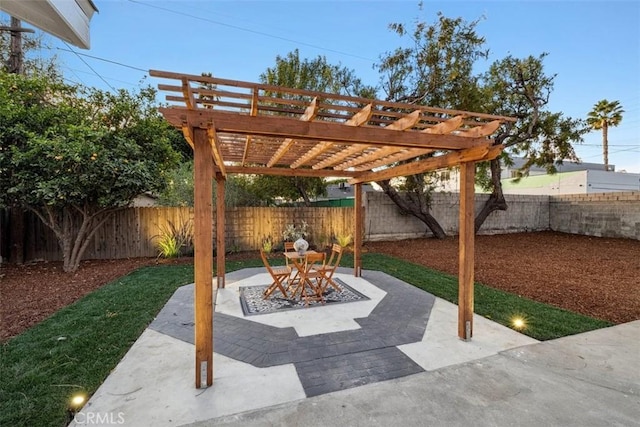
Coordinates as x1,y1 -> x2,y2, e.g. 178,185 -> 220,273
364,192 -> 549,240
549,192 -> 640,240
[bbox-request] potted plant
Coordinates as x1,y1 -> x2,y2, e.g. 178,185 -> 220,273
283,221 -> 310,255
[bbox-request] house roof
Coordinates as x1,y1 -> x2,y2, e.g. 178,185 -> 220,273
151,70 -> 517,184
0,0 -> 97,49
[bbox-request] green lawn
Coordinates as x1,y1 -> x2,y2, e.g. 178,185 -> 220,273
0,253 -> 613,426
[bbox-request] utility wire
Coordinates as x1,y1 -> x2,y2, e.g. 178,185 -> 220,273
63,41 -> 117,92
55,47 -> 148,72
127,0 -> 377,63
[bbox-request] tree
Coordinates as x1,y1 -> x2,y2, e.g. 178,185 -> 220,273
473,54 -> 586,230
0,72 -> 180,271
376,13 -> 488,238
1,18 -> 61,263
156,162 -> 264,207
258,49 -> 375,206
376,11 -> 587,236
249,174 -> 327,206
586,99 -> 624,171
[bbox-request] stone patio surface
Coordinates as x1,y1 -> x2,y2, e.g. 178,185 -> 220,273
69,268 -> 639,427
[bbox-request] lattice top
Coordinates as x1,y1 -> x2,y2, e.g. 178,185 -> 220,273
151,70 -> 516,183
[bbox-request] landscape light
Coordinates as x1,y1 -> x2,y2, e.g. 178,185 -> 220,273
511,316 -> 527,330
66,392 -> 87,423
69,393 -> 86,409
71,394 -> 85,408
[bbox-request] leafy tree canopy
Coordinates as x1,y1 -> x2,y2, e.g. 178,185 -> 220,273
375,11 -> 588,236
0,71 -> 180,270
156,162 -> 265,207
256,50 -> 375,206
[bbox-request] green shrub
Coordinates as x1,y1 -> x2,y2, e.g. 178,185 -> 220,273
154,219 -> 193,258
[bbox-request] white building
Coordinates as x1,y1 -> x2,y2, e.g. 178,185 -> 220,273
435,157 -> 640,195
502,169 -> 640,195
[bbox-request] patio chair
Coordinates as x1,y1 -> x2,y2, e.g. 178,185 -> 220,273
260,249 -> 292,299
317,244 -> 343,293
291,252 -> 326,306
284,241 -> 300,272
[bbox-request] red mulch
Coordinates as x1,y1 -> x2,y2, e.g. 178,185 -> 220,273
1,231 -> 638,341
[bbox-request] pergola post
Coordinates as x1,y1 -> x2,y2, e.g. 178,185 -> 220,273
353,182 -> 363,277
193,128 -> 214,387
458,161 -> 476,340
216,175 -> 226,288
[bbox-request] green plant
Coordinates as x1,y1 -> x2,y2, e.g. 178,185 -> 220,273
282,220 -> 310,241
226,241 -> 242,255
157,234 -> 180,257
261,236 -> 274,253
336,233 -> 352,248
154,219 -> 194,258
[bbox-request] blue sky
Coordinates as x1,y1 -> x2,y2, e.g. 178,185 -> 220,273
4,0 -> 639,172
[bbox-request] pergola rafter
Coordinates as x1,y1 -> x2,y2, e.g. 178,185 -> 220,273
151,70 -> 517,389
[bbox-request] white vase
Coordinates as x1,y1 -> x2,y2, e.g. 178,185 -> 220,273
293,238 -> 309,254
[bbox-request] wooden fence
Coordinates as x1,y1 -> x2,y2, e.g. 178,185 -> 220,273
4,206 -> 354,261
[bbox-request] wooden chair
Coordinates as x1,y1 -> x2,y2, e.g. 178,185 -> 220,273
260,249 -> 291,299
292,252 -> 326,306
317,244 -> 343,293
283,241 -> 301,290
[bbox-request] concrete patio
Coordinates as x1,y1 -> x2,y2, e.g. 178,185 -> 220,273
70,268 -> 639,426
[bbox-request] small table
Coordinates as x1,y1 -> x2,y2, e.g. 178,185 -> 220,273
283,250 -> 325,305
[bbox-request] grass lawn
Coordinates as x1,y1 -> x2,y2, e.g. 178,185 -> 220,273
1,254 -> 613,426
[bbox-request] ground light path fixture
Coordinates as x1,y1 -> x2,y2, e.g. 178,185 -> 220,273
67,393 -> 86,423
511,315 -> 528,331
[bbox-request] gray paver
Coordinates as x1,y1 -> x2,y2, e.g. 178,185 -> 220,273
149,269 -> 435,396
295,347 -> 424,397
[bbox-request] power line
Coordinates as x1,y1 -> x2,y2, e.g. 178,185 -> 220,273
58,65 -> 142,87
62,41 -> 116,92
54,47 -> 148,72
581,144 -> 640,147
127,0 -> 377,64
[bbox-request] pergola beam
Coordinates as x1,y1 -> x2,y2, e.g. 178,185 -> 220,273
349,142 -> 502,184
312,109 -> 423,169
181,78 -> 197,109
424,115 -> 465,134
241,88 -> 260,166
339,115 -> 466,170
158,109 -> 483,151
225,165 -> 360,178
291,103 -> 373,169
207,125 -> 226,177
354,148 -> 435,171
457,120 -> 502,138
267,98 -> 318,167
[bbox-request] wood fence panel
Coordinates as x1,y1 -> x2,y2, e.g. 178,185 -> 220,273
11,206 -> 355,262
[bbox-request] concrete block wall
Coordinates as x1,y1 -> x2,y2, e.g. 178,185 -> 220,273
473,194 -> 550,235
549,191 -> 640,240
364,192 -> 549,240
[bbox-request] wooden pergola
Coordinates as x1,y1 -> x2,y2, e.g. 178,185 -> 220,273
151,70 -> 517,388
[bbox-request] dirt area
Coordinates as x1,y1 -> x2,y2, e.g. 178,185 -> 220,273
366,231 -> 640,325
1,231 -> 638,341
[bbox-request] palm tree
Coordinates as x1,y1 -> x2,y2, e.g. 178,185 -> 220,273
586,99 -> 624,171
